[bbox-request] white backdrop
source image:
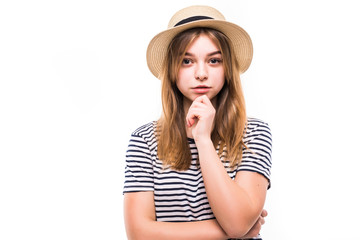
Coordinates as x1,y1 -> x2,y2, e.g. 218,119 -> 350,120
1,0 -> 359,239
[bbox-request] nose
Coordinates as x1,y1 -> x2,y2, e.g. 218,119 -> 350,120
195,62 -> 208,81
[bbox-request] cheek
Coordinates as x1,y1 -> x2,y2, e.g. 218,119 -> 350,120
175,76 -> 185,94
218,68 -> 225,80
178,68 -> 191,79
177,69 -> 191,86
211,69 -> 225,86
217,79 -> 225,93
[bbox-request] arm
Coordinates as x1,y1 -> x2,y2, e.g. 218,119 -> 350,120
196,142 -> 267,238
124,126 -> 229,240
124,191 -> 228,240
186,96 -> 270,238
242,209 -> 267,239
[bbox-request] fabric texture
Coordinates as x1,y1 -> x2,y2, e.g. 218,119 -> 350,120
123,117 -> 272,239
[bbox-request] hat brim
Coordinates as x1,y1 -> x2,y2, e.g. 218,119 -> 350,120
146,19 -> 253,79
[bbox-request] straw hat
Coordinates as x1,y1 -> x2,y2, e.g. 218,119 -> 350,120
146,5 -> 253,79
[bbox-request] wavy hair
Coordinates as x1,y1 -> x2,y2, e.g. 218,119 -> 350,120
156,28 -> 247,171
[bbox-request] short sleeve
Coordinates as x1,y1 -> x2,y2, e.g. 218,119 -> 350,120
238,119 -> 272,188
123,133 -> 155,193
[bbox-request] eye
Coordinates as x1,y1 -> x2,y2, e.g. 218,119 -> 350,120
182,58 -> 192,65
209,58 -> 222,64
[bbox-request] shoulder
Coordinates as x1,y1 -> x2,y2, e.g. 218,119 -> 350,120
131,121 -> 157,137
246,117 -> 270,130
244,117 -> 272,143
246,117 -> 271,134
129,121 -> 158,146
240,118 -> 273,188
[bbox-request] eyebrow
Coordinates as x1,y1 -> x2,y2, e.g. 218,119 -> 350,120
184,50 -> 222,57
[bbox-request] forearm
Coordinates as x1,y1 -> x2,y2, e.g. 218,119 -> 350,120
127,218 -> 228,240
196,139 -> 261,237
124,191 -> 228,240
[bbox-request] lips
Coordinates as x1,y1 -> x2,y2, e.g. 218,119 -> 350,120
192,85 -> 211,94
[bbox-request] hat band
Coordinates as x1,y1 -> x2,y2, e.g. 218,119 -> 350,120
174,16 -> 214,27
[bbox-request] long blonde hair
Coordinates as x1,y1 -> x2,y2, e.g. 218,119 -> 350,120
156,28 -> 247,171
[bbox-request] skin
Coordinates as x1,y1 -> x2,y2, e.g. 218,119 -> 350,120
124,34 -> 269,239
176,34 -> 225,115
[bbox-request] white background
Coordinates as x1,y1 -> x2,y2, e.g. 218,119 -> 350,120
1,0 -> 359,239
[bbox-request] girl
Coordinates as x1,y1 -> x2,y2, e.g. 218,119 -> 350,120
123,5 -> 272,240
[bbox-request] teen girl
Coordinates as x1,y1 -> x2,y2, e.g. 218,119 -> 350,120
123,5 -> 272,240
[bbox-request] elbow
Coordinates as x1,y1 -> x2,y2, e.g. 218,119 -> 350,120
221,218 -> 254,239
224,227 -> 249,239
125,219 -> 159,240
126,229 -> 148,240
221,204 -> 264,238
125,222 -> 149,240
126,223 -> 155,240
125,228 -> 140,240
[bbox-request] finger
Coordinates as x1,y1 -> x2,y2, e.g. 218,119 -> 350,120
186,109 -> 202,127
187,117 -> 196,127
188,101 -> 205,110
191,95 -> 212,107
186,111 -> 196,127
196,95 -> 212,105
246,221 -> 262,238
259,216 -> 265,225
261,209 -> 268,217
186,107 -> 196,123
186,104 -> 207,122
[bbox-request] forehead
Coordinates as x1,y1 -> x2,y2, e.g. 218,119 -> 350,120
185,34 -> 221,54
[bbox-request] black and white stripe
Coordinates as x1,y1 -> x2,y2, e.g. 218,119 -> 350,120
123,117 -> 272,224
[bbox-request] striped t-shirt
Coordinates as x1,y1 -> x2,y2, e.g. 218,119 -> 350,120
123,117 -> 272,236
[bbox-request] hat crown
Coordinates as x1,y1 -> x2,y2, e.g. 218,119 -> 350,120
168,5 -> 225,29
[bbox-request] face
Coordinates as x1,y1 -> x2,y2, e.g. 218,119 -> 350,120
176,34 -> 225,107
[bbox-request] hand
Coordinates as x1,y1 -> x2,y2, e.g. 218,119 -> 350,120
240,209 -> 268,239
186,95 -> 216,142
